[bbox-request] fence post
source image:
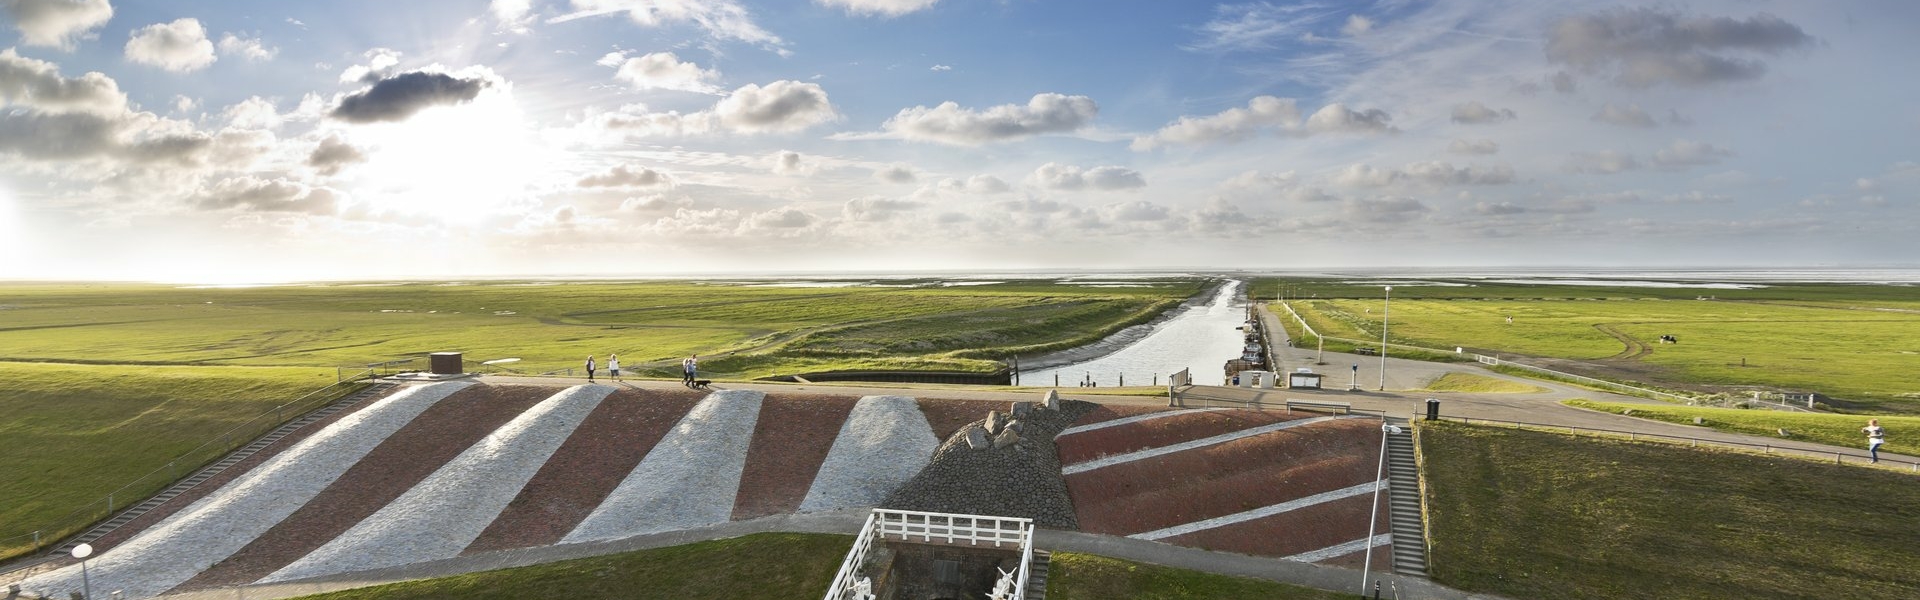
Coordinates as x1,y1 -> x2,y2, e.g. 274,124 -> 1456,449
108,492 -> 114,514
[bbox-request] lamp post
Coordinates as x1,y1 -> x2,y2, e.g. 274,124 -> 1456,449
1378,285 -> 1391,391
1360,423 -> 1402,595
72,543 -> 93,600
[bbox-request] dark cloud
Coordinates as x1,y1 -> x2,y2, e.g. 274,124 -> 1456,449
1450,101 -> 1516,124
1547,8 -> 1815,88
1591,103 -> 1658,128
307,134 -> 366,176
330,71 -> 488,124
197,176 -> 340,214
578,164 -> 670,188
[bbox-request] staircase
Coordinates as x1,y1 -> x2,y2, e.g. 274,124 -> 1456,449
1383,419 -> 1428,577
1025,549 -> 1051,600
51,383 -> 396,556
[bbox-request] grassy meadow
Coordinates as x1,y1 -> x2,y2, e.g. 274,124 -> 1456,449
1564,399 -> 1920,458
1421,373 -> 1546,394
0,362 -> 347,558
1421,421 -> 1920,600
0,279 -> 1196,378
1259,277 -> 1920,413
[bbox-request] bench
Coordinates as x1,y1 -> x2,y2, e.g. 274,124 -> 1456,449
1352,347 -> 1378,356
1285,399 -> 1353,415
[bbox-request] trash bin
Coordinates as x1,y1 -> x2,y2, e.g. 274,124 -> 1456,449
1425,398 -> 1440,421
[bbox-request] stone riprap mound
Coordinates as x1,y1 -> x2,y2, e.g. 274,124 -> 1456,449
880,396 -> 1096,529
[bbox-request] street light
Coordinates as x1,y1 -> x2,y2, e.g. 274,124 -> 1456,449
72,543 -> 93,600
1378,285 -> 1391,391
1360,423 -> 1403,595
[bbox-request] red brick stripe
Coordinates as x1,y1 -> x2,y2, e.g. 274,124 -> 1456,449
1057,410 -> 1301,466
1159,493 -> 1383,558
729,394 -> 860,521
461,388 -> 706,554
914,399 -> 1006,440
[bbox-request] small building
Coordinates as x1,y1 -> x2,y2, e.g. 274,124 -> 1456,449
1288,369 -> 1324,390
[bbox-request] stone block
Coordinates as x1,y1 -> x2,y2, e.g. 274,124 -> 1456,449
1011,401 -> 1033,418
992,428 -> 1022,449
1042,389 -> 1061,411
984,411 -> 1002,435
1005,419 -> 1024,434
965,425 -> 990,450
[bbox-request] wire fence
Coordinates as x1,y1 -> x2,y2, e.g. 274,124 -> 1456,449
1435,414 -> 1920,473
0,370 -> 380,565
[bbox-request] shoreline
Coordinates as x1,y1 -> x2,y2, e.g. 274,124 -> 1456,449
1016,279 -> 1237,373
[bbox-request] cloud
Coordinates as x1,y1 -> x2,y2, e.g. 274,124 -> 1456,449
307,134 -> 366,176
817,0 -> 939,17
1546,7 -> 1815,88
0,47 -> 126,114
585,103 -> 712,137
1345,197 -> 1428,223
1448,139 -> 1499,155
1333,161 -> 1514,187
1566,150 -> 1641,174
770,150 -> 809,175
557,0 -> 784,52
1472,201 -> 1527,215
221,96 -> 281,129
929,64 -> 951,72
1341,14 -> 1373,37
1551,71 -> 1577,93
490,0 -> 535,30
1131,95 -> 1297,150
217,33 -> 277,62
1652,139 -> 1733,168
873,162 -> 917,183
868,93 -> 1097,146
125,18 -> 218,73
619,194 -> 694,212
1590,102 -> 1657,128
197,176 -> 341,214
2,0 -> 113,49
1219,170 -> 1336,203
578,164 -> 672,187
937,174 -> 1011,195
712,80 -> 837,133
1188,2 -> 1340,53
1303,103 -> 1394,134
1103,200 -> 1171,222
1660,190 -> 1732,204
843,196 -> 924,222
745,206 -> 815,229
339,48 -> 404,84
330,70 -> 490,124
605,51 -> 720,93
1030,163 -> 1146,191
1450,101 -> 1515,124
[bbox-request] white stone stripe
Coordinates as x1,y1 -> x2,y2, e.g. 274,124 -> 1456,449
1057,408 -> 1233,437
1283,533 -> 1392,563
799,396 -> 938,513
1061,416 -> 1350,475
18,382 -> 471,600
1129,481 -> 1378,541
263,385 -> 614,584
561,389 -> 765,544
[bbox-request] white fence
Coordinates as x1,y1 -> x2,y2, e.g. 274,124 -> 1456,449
824,509 -> 1036,600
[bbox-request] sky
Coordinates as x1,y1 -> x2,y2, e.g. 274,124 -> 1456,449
0,0 -> 1916,282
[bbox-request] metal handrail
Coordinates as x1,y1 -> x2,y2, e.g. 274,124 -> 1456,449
1438,414 -> 1920,472
822,512 -> 880,600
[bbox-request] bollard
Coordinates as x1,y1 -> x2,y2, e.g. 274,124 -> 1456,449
1119,373 -> 1124,386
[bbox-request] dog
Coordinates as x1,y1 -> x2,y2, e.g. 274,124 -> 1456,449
690,379 -> 712,389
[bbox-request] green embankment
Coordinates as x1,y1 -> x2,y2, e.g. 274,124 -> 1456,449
0,362 -> 344,558
286,533 -> 1346,600
1564,399 -> 1920,457
1422,373 -> 1546,394
1422,421 -> 1920,600
1262,277 -> 1920,413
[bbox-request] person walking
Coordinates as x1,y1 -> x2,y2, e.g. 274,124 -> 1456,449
1864,418 -> 1886,463
682,354 -> 698,386
585,355 -> 597,383
608,354 -> 620,381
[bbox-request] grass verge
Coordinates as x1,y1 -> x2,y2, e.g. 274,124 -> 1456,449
1048,552 -> 1349,599
1421,373 -> 1546,394
1563,399 -> 1920,457
0,362 -> 343,560
1421,421 -> 1920,600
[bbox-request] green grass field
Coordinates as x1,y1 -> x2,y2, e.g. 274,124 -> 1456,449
1421,373 -> 1546,394
0,361 -> 347,558
0,280 -> 1194,378
284,532 -> 1345,600
1564,399 -> 1920,458
1421,421 -> 1920,600
1262,276 -> 1920,413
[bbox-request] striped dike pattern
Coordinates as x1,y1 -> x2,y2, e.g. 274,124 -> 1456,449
1055,408 -> 1424,571
16,386 -> 1422,599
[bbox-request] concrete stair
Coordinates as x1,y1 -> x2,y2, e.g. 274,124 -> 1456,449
50,383 -> 396,556
1383,419 -> 1428,578
1025,549 -> 1051,600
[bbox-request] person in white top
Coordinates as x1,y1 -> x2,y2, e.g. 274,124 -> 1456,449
608,354 -> 620,381
584,355 -> 596,383
682,354 -> 698,386
1863,418 -> 1886,463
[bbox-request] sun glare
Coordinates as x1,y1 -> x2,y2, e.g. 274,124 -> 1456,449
345,86 -> 557,225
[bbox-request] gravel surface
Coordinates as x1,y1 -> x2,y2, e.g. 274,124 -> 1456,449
179,385 -> 552,591
261,385 -> 614,584
17,382 -> 470,600
463,387 -> 707,554
560,390 -> 765,544
730,394 -> 860,521
798,396 -> 938,513
882,398 -> 1096,529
